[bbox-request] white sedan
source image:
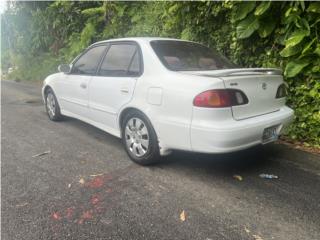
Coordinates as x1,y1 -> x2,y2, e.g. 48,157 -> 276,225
42,37 -> 294,165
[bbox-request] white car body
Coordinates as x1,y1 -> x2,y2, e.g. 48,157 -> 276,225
42,37 -> 294,156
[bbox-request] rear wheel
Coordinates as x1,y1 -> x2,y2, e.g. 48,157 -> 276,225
45,88 -> 63,121
122,111 -> 160,165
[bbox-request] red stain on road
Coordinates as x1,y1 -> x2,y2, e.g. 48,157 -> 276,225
85,175 -> 112,188
90,194 -> 101,205
78,210 -> 93,224
94,205 -> 105,214
50,172 -> 123,228
65,207 -> 74,220
52,212 -> 62,221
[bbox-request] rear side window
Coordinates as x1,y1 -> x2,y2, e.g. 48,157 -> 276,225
127,51 -> 141,76
98,44 -> 140,77
72,45 -> 106,75
150,40 -> 236,71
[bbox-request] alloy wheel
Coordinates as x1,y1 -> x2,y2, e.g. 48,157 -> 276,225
124,117 -> 150,157
46,92 -> 56,118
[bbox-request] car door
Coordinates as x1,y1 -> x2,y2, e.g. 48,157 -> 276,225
57,45 -> 107,119
88,42 -> 142,132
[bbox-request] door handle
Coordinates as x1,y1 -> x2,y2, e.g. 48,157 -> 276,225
120,88 -> 129,93
80,83 -> 87,89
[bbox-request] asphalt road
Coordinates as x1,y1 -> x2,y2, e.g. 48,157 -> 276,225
2,80 -> 320,240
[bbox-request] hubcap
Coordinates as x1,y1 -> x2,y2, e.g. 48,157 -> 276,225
125,118 -> 149,157
46,93 -> 56,118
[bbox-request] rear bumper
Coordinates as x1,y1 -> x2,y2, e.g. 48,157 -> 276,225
190,106 -> 294,153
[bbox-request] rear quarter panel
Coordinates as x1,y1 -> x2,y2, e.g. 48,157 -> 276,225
120,41 -> 225,151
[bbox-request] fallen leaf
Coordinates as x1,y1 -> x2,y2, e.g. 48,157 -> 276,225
68,183 -> 71,188
79,178 -> 85,184
180,210 -> 186,222
16,202 -> 28,208
233,175 -> 243,181
32,150 -> 51,158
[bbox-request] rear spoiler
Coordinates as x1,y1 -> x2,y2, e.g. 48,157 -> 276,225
179,68 -> 283,78
205,68 -> 283,77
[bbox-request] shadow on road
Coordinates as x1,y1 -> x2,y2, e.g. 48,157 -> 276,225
159,145 -> 279,174
61,114 -> 281,176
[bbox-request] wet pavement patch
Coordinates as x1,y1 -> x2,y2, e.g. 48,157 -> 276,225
24,99 -> 41,104
7,98 -> 43,106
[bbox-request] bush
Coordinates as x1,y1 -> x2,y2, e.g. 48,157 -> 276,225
6,53 -> 63,82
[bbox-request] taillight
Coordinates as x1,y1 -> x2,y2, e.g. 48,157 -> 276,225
276,83 -> 287,98
193,89 -> 248,108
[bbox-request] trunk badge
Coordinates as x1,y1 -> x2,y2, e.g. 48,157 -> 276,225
262,82 -> 267,90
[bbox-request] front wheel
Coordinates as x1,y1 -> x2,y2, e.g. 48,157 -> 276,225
122,112 -> 160,165
45,88 -> 63,121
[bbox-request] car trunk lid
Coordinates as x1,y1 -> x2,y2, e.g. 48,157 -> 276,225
181,68 -> 286,120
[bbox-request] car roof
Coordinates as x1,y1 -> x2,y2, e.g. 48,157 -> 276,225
92,37 -> 194,46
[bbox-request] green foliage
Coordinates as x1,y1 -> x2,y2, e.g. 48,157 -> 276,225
307,2 -> 320,13
236,14 -> 260,39
254,1 -> 271,16
284,59 -> 310,77
7,53 -> 63,82
286,77 -> 320,147
257,16 -> 276,38
285,29 -> 309,48
232,1 -> 255,22
1,1 -> 319,146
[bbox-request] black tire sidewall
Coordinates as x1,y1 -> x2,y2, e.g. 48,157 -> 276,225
121,111 -> 160,165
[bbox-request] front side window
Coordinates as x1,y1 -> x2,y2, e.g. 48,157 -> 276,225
150,40 -> 236,71
98,44 -> 140,77
72,45 -> 106,75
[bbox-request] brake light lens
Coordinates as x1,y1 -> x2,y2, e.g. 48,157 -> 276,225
193,89 -> 248,108
276,83 -> 287,98
193,90 -> 231,107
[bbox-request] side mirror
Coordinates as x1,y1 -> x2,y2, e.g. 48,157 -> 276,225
58,64 -> 71,74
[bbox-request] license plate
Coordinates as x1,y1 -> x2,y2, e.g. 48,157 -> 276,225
262,125 -> 278,144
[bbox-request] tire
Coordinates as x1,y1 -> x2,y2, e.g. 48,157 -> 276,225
121,111 -> 160,165
45,88 -> 63,121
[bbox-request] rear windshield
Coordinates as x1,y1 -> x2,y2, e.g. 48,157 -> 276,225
150,40 -> 236,71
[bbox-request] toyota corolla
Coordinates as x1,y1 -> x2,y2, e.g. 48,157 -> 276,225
42,37 -> 294,165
